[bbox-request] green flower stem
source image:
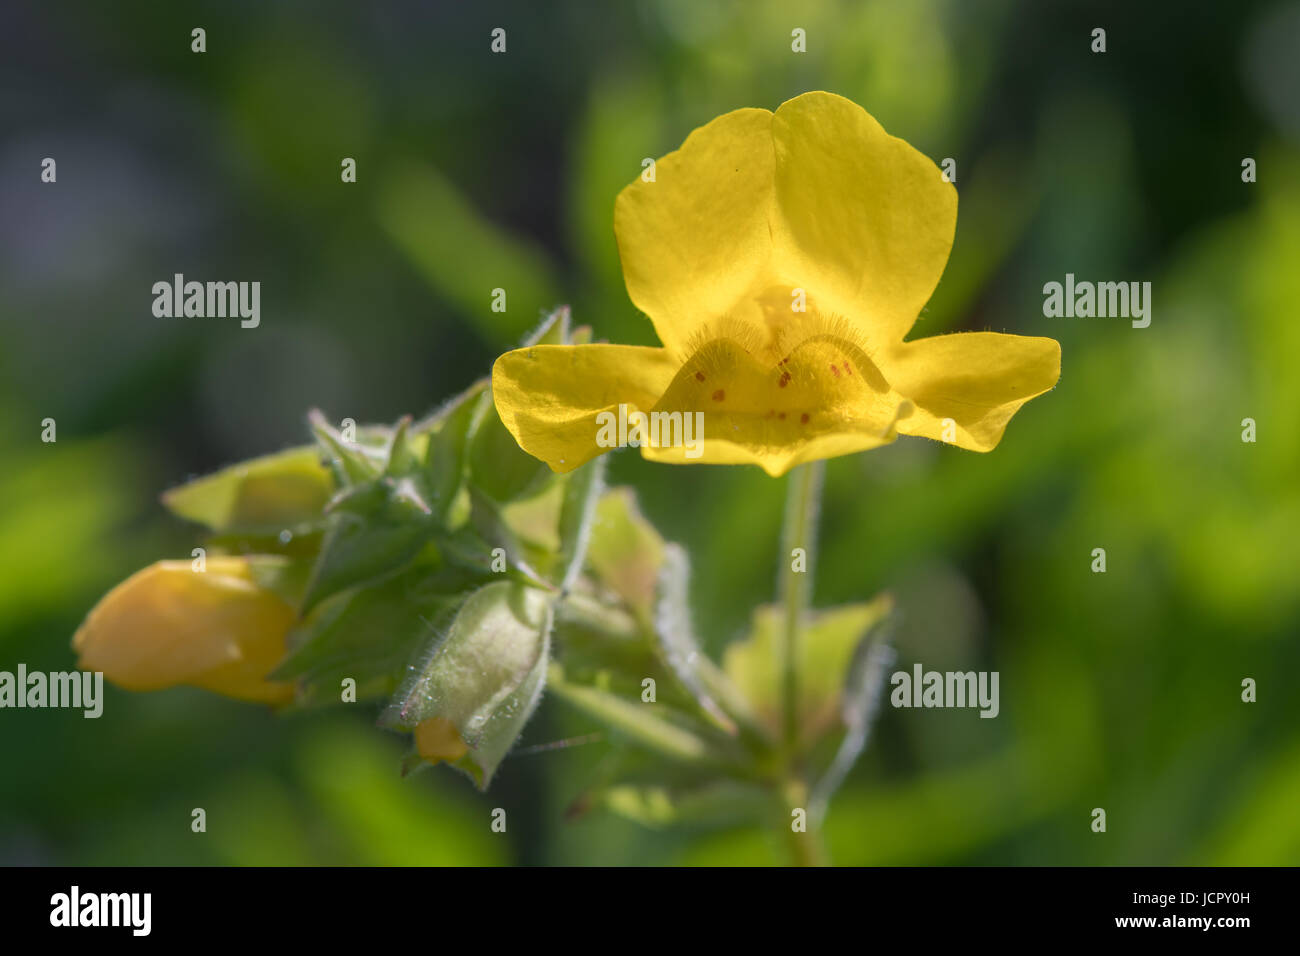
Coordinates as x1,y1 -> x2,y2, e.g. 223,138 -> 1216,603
782,778 -> 829,866
777,460 -> 825,754
776,462 -> 827,865
555,591 -> 642,641
546,664 -> 717,765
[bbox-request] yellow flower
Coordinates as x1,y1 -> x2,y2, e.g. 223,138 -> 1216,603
73,557 -> 295,704
493,91 -> 1060,477
414,717 -> 469,766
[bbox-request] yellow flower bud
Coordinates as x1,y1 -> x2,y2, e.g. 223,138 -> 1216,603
414,717 -> 469,765
73,557 -> 295,704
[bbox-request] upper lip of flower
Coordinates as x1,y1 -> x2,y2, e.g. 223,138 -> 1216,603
493,90 -> 1061,478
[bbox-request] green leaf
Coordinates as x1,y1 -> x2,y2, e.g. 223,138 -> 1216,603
162,445 -> 335,533
274,567 -> 475,704
550,592 -> 675,704
723,595 -> 895,747
557,457 -> 605,593
423,386 -> 486,529
585,487 -> 666,621
468,396 -> 552,502
301,488 -> 436,611
653,544 -> 760,737
498,478 -> 565,557
810,616 -> 897,820
383,581 -> 554,787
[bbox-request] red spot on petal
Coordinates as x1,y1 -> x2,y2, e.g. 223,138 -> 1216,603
695,371 -> 706,382
778,412 -> 787,420
778,372 -> 791,388
830,363 -> 840,377
800,413 -> 810,424
712,389 -> 725,401
843,362 -> 852,375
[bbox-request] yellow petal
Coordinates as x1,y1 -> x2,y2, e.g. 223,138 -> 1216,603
770,91 -> 957,347
73,557 -> 295,704
641,334 -> 911,477
415,717 -> 469,765
614,107 -> 776,358
491,343 -> 680,473
883,332 -> 1061,450
614,92 -> 956,357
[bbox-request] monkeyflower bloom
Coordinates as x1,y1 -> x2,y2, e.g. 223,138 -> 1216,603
493,92 -> 1060,477
414,717 -> 470,767
73,557 -> 295,704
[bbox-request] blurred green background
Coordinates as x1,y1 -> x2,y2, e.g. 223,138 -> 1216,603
2,0 -> 1298,865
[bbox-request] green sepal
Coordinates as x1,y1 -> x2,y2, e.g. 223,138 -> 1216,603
161,445 -> 335,533
244,554 -> 315,610
382,581 -> 554,788
309,410 -> 381,487
399,750 -> 428,778
410,378 -> 488,436
522,305 -> 570,347
383,416 -> 420,477
449,631 -> 549,788
324,478 -> 390,518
